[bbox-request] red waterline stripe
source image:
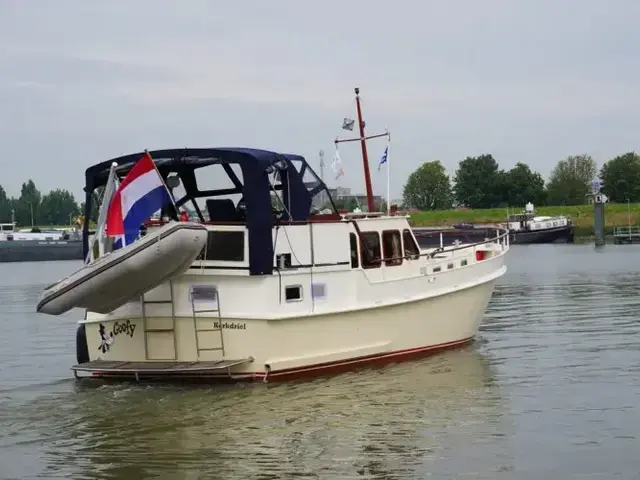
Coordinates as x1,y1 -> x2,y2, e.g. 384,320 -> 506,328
255,337 -> 475,381
89,337 -> 474,383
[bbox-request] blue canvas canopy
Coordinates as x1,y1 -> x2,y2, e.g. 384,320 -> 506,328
83,148 -> 336,275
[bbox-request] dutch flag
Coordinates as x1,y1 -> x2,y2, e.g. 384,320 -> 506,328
105,151 -> 172,249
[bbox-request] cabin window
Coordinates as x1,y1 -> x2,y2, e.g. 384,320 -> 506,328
349,233 -> 359,268
285,285 -> 303,302
433,266 -> 441,273
276,253 -> 292,269
360,232 -> 382,269
461,259 -> 468,267
382,230 -> 402,266
198,231 -> 244,261
447,263 -> 454,270
402,229 -> 420,260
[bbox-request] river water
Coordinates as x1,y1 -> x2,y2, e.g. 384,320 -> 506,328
1,244 -> 640,479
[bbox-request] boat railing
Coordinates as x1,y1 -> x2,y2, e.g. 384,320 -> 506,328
613,226 -> 640,237
417,227 -> 509,259
358,227 -> 508,276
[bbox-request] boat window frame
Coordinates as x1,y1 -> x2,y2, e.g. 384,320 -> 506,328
197,230 -> 245,262
285,284 -> 303,302
349,232 -> 360,268
359,231 -> 382,269
382,229 -> 403,267
402,229 -> 420,260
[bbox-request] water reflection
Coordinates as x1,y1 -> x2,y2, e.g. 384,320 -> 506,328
2,348 -> 506,479
5,246 -> 640,478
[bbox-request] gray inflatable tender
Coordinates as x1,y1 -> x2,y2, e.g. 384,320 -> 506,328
36,221 -> 208,316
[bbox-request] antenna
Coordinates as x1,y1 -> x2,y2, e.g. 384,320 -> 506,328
319,149 -> 325,182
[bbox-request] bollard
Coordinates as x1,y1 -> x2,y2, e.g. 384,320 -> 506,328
594,201 -> 605,246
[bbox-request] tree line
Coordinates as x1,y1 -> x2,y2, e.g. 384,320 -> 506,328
0,180 -> 85,227
3,151 -> 638,226
402,152 -> 640,210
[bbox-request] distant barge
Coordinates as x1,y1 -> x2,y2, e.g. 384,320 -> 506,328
505,203 -> 574,244
0,223 -> 84,263
413,203 -> 574,248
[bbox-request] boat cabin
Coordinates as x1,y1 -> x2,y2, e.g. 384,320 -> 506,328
83,148 -> 428,277
0,223 -> 15,241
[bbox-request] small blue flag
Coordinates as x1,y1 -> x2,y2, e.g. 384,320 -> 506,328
378,146 -> 388,171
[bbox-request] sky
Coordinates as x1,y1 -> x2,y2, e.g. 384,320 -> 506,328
1,0 -> 639,203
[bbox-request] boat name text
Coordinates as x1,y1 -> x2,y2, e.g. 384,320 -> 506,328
213,321 -> 247,330
112,320 -> 136,338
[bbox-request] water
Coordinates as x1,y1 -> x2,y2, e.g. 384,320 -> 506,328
1,245 -> 640,479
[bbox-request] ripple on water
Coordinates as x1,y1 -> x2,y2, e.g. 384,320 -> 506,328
1,348 -> 509,479
2,247 -> 640,478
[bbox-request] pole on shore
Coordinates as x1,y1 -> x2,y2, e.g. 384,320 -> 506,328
589,180 -> 608,247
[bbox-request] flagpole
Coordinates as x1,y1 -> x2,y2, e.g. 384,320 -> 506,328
91,162 -> 119,261
386,133 -> 391,215
145,149 -> 180,217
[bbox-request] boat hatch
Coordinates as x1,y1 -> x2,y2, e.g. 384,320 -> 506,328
71,358 -> 254,380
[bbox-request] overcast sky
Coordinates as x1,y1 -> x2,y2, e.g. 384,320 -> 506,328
1,0 -> 639,202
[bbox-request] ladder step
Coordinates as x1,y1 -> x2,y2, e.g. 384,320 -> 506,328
141,280 -> 177,362
191,288 -> 224,360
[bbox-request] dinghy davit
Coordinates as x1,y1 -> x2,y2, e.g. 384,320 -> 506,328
36,221 -> 208,316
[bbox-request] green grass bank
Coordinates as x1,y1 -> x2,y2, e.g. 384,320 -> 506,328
407,203 -> 640,238
27,203 -> 640,239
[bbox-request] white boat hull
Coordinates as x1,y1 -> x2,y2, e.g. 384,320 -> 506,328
37,222 -> 208,316
76,259 -> 504,381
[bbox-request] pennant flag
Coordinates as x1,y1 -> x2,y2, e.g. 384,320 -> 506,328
105,152 -> 172,248
332,147 -> 345,180
342,118 -> 355,131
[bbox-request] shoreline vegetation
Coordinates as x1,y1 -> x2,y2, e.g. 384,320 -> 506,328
25,203 -> 640,239
407,203 -> 640,238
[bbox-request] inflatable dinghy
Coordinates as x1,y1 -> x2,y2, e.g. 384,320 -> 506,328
36,221 -> 208,316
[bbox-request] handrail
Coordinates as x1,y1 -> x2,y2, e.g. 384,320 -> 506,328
417,227 -> 509,258
613,226 -> 640,235
352,226 -> 509,273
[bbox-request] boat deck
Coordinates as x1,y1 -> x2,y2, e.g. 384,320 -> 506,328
71,358 -> 254,380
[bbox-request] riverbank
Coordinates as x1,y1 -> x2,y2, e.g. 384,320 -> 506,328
26,203 -> 640,239
407,203 -> 640,233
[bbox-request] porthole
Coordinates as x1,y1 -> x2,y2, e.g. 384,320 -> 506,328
285,285 -> 303,302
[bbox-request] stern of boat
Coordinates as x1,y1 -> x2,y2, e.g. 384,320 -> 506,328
71,226 -> 509,383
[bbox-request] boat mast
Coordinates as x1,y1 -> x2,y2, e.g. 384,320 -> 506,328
335,87 -> 388,213
354,88 -> 375,213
